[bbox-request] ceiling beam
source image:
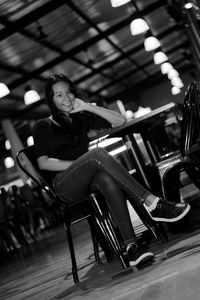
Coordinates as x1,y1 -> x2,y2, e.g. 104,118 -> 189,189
6,42 -> 189,120
75,24 -> 183,85
5,38 -> 189,118
106,61 -> 192,103
6,58 -> 190,121
90,41 -> 190,96
66,0 -> 149,77
7,0 -> 165,90
0,0 -> 66,41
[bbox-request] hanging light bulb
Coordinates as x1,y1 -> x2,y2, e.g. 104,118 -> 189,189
0,82 -> 10,98
27,136 -> 34,146
184,3 -> 193,9
171,77 -> 184,88
125,110 -> 135,120
134,106 -> 152,118
144,36 -> 161,51
171,86 -> 181,95
110,0 -> 131,7
4,156 -> 15,168
5,139 -> 11,150
153,51 -> 168,64
24,85 -> 41,105
160,62 -> 173,74
167,69 -> 179,80
130,18 -> 149,35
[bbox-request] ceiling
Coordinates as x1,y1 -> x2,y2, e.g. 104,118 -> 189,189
0,0 -> 199,147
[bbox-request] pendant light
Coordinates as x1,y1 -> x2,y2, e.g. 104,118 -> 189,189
110,0 -> 131,7
27,136 -> 34,146
24,85 -> 41,105
184,3 -> 193,9
0,82 -> 10,98
130,18 -> 149,35
4,156 -> 15,168
153,52 -> 168,64
171,77 -> 184,88
171,86 -> 181,95
167,69 -> 179,80
160,62 -> 173,74
5,139 -> 11,150
144,36 -> 161,51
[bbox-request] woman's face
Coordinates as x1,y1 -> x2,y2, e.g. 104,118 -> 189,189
52,81 -> 75,113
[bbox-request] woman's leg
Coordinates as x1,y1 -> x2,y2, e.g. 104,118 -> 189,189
52,148 -> 189,266
53,148 -> 189,222
53,148 -> 150,205
91,171 -> 136,244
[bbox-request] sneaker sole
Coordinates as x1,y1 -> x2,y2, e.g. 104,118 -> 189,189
150,204 -> 190,223
129,252 -> 154,267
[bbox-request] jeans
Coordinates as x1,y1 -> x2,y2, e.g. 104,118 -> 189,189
53,148 -> 151,243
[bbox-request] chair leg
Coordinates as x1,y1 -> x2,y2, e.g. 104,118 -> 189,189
88,215 -> 114,262
143,212 -> 168,244
90,193 -> 129,269
63,222 -> 79,283
100,215 -> 128,268
87,217 -> 100,262
128,199 -> 168,244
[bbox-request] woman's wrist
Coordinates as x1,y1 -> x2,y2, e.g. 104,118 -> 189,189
84,102 -> 94,112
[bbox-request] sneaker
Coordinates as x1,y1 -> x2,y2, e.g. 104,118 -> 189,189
149,199 -> 190,223
126,243 -> 154,267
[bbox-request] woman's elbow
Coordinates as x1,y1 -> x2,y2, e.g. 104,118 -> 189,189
37,157 -> 48,170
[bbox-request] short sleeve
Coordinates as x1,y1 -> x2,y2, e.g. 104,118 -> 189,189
84,112 -> 112,130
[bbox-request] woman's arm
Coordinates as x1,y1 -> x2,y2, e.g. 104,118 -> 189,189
71,98 -> 126,127
37,155 -> 74,171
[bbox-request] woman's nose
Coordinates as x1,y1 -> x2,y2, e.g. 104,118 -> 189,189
64,92 -> 73,98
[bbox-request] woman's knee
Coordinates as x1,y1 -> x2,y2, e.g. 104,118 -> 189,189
89,147 -> 109,158
91,171 -> 118,193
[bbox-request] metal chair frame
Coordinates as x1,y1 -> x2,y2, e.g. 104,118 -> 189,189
158,82 -> 200,201
16,145 -> 128,283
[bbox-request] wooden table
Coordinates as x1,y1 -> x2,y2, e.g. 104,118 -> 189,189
92,102 -> 179,191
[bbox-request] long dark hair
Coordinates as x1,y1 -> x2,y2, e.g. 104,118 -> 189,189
45,73 -> 88,125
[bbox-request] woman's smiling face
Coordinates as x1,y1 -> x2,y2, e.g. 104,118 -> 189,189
52,81 -> 75,113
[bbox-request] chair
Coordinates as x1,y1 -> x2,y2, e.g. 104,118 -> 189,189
16,145 -> 128,283
156,82 -> 200,202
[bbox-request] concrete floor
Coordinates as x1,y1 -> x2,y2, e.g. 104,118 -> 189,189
1,207 -> 200,300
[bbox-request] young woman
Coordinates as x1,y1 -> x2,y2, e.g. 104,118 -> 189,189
33,74 -> 190,267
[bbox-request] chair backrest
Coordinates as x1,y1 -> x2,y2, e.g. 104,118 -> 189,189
180,81 -> 200,156
16,145 -> 62,205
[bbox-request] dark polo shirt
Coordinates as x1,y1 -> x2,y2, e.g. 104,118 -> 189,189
32,112 -> 111,181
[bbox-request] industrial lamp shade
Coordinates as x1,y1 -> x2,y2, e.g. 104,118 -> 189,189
171,77 -> 184,88
160,62 -> 173,74
144,36 -> 161,51
4,156 -> 15,168
110,0 -> 131,7
171,86 -> 181,95
24,86 -> 40,105
167,69 -> 179,79
0,82 -> 10,98
130,18 -> 149,35
27,136 -> 34,146
5,139 -> 11,150
153,52 -> 168,64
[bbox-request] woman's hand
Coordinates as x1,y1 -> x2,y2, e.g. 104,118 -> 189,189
70,98 -> 88,113
70,97 -> 126,127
